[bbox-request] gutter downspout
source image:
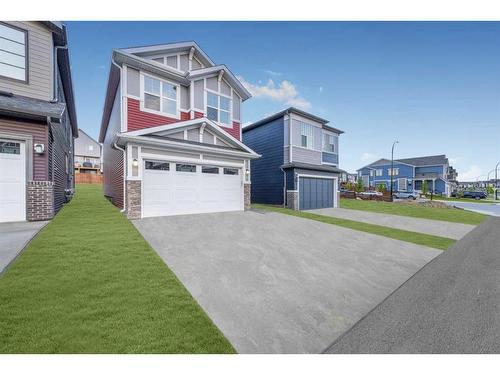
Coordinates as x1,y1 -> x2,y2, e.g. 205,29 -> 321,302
52,45 -> 68,103
280,167 -> 287,208
111,55 -> 127,213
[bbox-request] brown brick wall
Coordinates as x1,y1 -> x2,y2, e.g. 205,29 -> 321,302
27,181 -> 54,221
126,180 -> 141,219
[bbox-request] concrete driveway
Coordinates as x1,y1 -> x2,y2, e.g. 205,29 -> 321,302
133,210 -> 440,353
310,207 -> 475,239
0,221 -> 48,273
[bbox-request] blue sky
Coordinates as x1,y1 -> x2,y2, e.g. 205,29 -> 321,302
67,21 -> 500,180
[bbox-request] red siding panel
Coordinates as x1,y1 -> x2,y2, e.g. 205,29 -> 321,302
194,111 -> 204,119
0,116 -> 48,180
224,121 -> 241,141
127,98 -> 189,132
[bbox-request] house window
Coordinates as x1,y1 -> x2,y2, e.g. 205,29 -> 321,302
143,75 -> 178,116
323,133 -> 335,153
388,168 -> 399,176
176,164 -> 196,173
223,167 -> 239,175
398,178 -> 407,191
207,92 -> 231,125
145,161 -> 170,171
0,23 -> 27,82
0,141 -> 20,154
369,170 -> 374,177
202,165 -> 219,174
300,123 -> 314,149
376,169 -> 383,176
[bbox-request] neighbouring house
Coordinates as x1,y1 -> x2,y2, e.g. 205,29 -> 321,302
357,154 -> 457,196
0,22 -> 78,223
99,41 -> 259,219
340,172 -> 358,184
242,108 -> 344,210
74,129 -> 101,174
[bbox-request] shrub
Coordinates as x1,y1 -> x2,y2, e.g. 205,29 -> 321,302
422,180 -> 429,195
356,178 -> 364,192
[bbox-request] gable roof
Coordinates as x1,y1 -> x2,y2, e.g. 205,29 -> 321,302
78,129 -> 100,146
243,107 -> 344,134
358,154 -> 450,171
120,41 -> 215,68
120,117 -> 259,157
187,65 -> 251,100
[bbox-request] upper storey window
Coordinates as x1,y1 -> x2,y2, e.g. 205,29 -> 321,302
142,74 -> 178,117
207,91 -> 231,126
300,122 -> 315,149
0,23 -> 28,82
323,133 -> 336,153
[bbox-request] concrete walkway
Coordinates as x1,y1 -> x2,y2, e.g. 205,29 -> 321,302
0,221 -> 48,273
310,207 -> 475,239
437,200 -> 500,217
325,216 -> 500,353
134,210 -> 440,353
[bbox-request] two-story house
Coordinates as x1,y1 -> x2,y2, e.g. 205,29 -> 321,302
74,129 -> 102,174
357,154 -> 456,196
242,108 -> 344,210
99,41 -> 260,219
0,22 -> 78,223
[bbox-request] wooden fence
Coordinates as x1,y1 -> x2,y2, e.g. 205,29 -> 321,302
75,173 -> 103,184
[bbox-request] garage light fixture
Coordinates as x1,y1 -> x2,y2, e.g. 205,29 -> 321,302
34,143 -> 45,154
132,158 -> 139,167
245,168 -> 250,176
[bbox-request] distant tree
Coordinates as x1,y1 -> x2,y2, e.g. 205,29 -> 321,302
356,178 -> 364,193
422,180 -> 429,195
487,185 -> 494,195
376,183 -> 386,193
457,190 -> 464,198
346,182 -> 355,191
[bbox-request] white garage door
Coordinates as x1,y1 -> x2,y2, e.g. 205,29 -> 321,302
143,160 -> 243,218
0,140 -> 26,223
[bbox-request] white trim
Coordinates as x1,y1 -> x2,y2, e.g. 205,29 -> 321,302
398,177 -> 407,191
121,65 -> 128,132
139,72 -> 180,119
296,174 -> 339,209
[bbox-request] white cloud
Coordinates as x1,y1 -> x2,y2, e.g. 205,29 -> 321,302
360,152 -> 378,162
238,76 -> 311,110
319,86 -> 323,93
459,165 -> 482,181
264,69 -> 282,77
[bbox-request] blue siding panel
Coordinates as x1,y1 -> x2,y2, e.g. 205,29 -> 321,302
242,117 -> 285,205
322,152 -> 338,164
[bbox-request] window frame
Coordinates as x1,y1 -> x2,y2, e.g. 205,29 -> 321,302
145,161 -> 170,171
205,88 -> 233,128
201,165 -> 220,174
176,163 -> 197,173
376,169 -> 383,176
0,22 -> 29,83
322,132 -> 336,154
140,72 -> 180,119
223,167 -> 239,175
387,168 -> 400,176
299,122 -> 315,150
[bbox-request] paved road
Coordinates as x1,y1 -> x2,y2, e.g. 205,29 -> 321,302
325,216 -> 500,353
134,210 -> 440,353
0,221 -> 48,273
437,200 -> 500,217
310,207 -> 474,239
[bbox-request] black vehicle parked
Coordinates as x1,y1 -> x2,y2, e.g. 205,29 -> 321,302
462,191 -> 487,200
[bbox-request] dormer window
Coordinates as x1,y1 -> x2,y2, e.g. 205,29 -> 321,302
0,23 -> 28,82
207,91 -> 231,126
141,74 -> 179,117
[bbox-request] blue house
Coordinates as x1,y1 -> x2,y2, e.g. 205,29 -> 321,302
242,107 -> 344,210
357,155 -> 457,196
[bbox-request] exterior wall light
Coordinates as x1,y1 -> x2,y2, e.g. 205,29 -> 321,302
34,143 -> 45,154
132,158 -> 139,167
245,168 -> 250,176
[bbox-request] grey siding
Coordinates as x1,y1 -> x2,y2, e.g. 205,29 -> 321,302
103,85 -> 124,208
232,91 -> 240,121
75,131 -> 100,158
0,21 -> 53,101
126,67 -> 140,97
180,85 -> 189,110
203,131 -> 214,144
191,58 -> 202,70
242,116 -> 285,205
221,79 -> 231,96
292,146 -> 322,164
166,55 -> 177,69
194,79 -> 204,110
179,54 -> 189,71
187,128 -> 198,141
206,77 -> 217,91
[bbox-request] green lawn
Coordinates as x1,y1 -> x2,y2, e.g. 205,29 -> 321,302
253,204 -> 455,251
340,198 -> 486,225
0,184 -> 235,354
